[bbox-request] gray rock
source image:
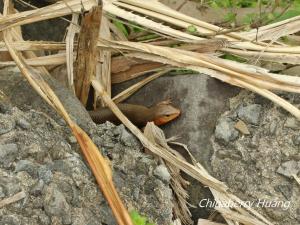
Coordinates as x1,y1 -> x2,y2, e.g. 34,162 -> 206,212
277,160 -> 300,178
43,185 -> 72,225
0,143 -> 19,167
68,136 -> 77,144
0,215 -> 21,225
215,117 -> 239,144
237,104 -> 262,125
30,179 -> 45,196
265,206 -> 288,221
297,209 -> 300,222
281,66 -> 300,76
0,176 -> 21,197
38,166 -> 53,184
49,141 -> 72,160
0,186 -> 5,198
0,101 -> 12,113
16,118 -> 31,129
118,125 -> 139,147
292,135 -> 300,146
261,61 -> 286,72
269,120 -> 278,135
0,67 -> 92,131
38,213 -> 51,225
0,114 -> 15,134
15,160 -> 39,178
274,184 -> 293,200
284,117 -> 300,130
154,165 -> 171,182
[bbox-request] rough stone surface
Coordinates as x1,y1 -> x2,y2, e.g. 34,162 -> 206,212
282,66 -> 300,77
0,67 -> 173,225
284,117 -> 300,130
211,91 -> 300,225
154,165 -> 171,183
237,104 -> 262,125
0,67 -> 92,131
215,117 -> 239,144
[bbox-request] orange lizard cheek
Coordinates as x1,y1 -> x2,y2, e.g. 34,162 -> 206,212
153,114 -> 180,126
153,118 -> 166,126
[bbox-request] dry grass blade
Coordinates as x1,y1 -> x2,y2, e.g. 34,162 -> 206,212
197,219 -> 226,225
113,68 -> 171,103
0,52 -> 66,66
2,3 -> 133,225
104,0 -> 300,66
99,40 -> 300,89
112,62 -> 163,84
0,41 -> 66,51
243,16 -> 300,41
0,8 -> 50,76
65,13 -> 80,91
224,48 -> 300,65
0,191 -> 26,208
95,16 -> 112,107
292,174 -> 300,186
0,0 -> 97,31
143,122 -> 192,224
98,39 -> 300,120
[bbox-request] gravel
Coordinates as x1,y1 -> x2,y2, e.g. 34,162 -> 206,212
0,104 -> 173,225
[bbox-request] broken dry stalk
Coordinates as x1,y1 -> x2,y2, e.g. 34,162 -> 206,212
75,6 -> 102,106
0,191 -> 26,208
112,68 -> 171,103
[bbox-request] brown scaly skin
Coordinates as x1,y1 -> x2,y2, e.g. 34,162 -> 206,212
89,100 -> 180,127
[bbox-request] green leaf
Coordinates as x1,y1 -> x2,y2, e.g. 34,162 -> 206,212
130,210 -> 156,225
210,1 -> 220,9
224,12 -> 236,22
221,54 -> 246,63
113,20 -> 128,37
242,13 -> 257,25
272,10 -> 300,23
187,25 -> 197,34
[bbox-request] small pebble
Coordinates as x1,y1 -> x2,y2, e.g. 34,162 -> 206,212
154,165 -> 171,183
30,179 -> 45,196
215,117 -> 239,144
15,160 -> 39,178
0,215 -> 21,225
38,166 -> 53,184
284,117 -> 300,130
68,136 -> 77,144
269,120 -> 278,135
277,160 -> 300,178
292,135 -> 300,146
237,104 -> 262,125
43,185 -> 72,225
0,143 -> 19,166
16,118 -> 31,129
0,114 -> 15,134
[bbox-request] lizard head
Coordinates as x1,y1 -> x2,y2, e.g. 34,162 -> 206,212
151,100 -> 180,126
